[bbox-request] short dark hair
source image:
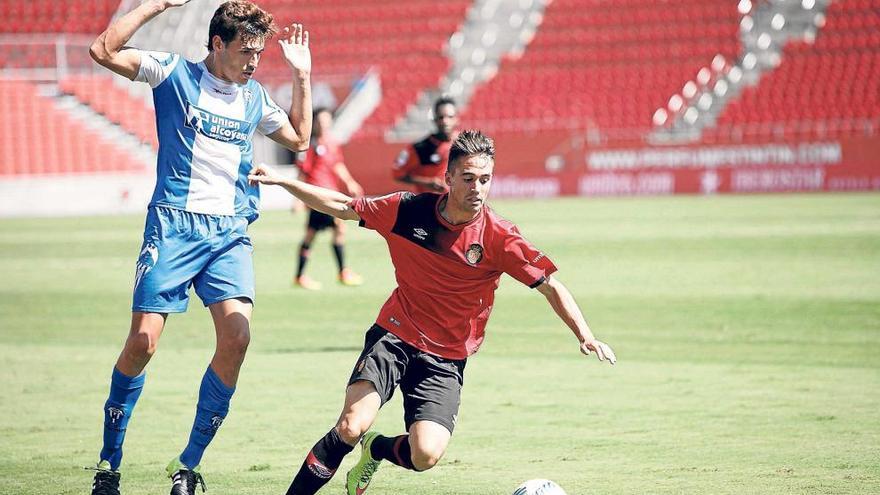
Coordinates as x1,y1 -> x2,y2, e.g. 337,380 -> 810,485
433,96 -> 456,116
312,107 -> 333,121
447,130 -> 495,172
207,1 -> 277,52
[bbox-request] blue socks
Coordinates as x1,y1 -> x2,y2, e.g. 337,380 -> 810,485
179,366 -> 235,469
100,367 -> 146,470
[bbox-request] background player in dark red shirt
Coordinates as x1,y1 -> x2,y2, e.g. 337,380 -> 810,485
392,96 -> 460,194
248,130 -> 615,495
295,107 -> 364,289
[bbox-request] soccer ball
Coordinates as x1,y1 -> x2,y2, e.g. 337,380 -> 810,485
512,479 -> 568,495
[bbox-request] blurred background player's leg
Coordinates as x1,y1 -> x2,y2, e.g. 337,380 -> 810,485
333,219 -> 363,286
295,223 -> 321,290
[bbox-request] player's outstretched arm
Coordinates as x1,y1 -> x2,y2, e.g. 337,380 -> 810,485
89,0 -> 192,79
397,174 -> 446,192
536,276 -> 616,365
267,23 -> 312,152
248,164 -> 360,221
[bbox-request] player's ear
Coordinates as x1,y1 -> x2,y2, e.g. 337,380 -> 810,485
211,35 -> 225,52
445,170 -> 452,187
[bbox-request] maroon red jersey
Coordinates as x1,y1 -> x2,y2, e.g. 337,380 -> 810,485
351,192 -> 557,359
392,134 -> 456,193
299,136 -> 344,191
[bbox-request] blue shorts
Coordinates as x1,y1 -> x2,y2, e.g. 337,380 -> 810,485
132,206 -> 255,313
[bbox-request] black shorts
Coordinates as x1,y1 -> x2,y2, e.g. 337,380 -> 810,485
307,209 -> 336,231
348,325 -> 467,434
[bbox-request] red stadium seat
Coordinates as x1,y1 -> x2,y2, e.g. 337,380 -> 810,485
0,81 -> 146,176
460,0 -> 742,139
713,0 -> 880,140
254,0 -> 468,140
0,0 -> 120,35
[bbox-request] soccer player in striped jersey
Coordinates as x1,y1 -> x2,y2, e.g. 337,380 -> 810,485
87,1 -> 312,494
248,130 -> 616,495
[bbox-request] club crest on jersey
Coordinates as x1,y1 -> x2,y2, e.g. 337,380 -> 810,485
243,88 -> 254,104
465,243 -> 484,265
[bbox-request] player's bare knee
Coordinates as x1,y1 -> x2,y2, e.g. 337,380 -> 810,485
219,328 -> 250,355
410,446 -> 443,471
126,330 -> 157,359
334,417 -> 367,445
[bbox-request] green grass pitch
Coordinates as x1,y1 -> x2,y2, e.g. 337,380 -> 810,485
1,193 -> 878,494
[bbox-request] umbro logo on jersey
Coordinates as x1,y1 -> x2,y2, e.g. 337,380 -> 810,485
413,228 -> 428,240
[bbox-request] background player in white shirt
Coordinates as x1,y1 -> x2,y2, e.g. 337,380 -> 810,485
87,2 -> 312,494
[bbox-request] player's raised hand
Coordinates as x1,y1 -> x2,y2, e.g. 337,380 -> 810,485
581,339 -> 616,365
247,164 -> 282,186
279,23 -> 311,73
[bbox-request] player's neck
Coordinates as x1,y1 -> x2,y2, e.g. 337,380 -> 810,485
438,197 -> 479,225
203,54 -> 234,84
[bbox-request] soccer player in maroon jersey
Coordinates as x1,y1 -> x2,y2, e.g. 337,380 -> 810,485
392,96 -> 459,194
294,107 -> 364,289
248,130 -> 616,495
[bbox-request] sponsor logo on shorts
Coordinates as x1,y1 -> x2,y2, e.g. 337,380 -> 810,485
430,153 -> 441,163
532,252 -> 545,264
134,243 -> 159,291
466,244 -> 484,265
357,360 -> 366,372
389,317 -> 401,327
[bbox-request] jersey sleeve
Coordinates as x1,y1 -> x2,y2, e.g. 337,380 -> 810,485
257,85 -> 288,135
392,145 -> 420,180
497,225 -> 558,288
134,50 -> 180,88
350,192 -> 406,235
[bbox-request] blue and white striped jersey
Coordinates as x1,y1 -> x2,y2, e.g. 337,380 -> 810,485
135,50 -> 288,220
